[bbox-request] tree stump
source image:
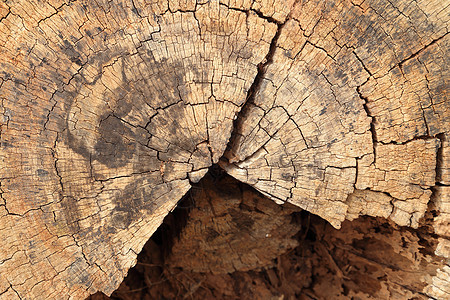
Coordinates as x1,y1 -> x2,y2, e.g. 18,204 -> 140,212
97,174 -> 446,299
0,0 -> 448,299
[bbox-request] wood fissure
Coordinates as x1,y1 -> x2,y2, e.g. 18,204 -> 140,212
0,0 -> 448,298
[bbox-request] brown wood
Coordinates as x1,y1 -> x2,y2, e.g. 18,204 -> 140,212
97,175 -> 447,299
0,0 -> 448,299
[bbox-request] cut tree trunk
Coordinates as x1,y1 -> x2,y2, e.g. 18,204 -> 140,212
90,173 -> 447,299
0,0 -> 448,299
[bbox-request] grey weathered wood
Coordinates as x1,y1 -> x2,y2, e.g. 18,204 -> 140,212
0,0 -> 448,298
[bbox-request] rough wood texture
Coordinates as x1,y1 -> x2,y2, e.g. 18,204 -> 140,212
101,214 -> 448,300
167,174 -> 301,274
0,0 -> 448,299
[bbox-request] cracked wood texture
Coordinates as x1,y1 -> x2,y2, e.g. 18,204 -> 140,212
0,0 -> 448,299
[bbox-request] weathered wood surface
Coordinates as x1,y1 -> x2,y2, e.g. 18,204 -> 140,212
0,0 -> 448,299
167,175 -> 302,274
97,175 -> 447,299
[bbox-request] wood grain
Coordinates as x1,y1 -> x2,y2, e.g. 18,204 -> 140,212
0,0 -> 448,298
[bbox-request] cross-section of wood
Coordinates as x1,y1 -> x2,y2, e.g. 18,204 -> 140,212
0,0 -> 276,298
0,0 -> 449,299
355,139 -> 439,227
222,0 -> 449,229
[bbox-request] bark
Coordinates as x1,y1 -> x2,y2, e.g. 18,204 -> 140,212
0,0 -> 448,299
